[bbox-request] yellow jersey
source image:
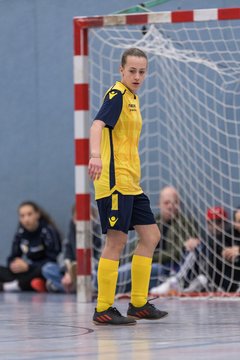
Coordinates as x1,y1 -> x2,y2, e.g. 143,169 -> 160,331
93,81 -> 143,200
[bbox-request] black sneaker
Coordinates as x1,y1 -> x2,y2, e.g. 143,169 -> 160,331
127,301 -> 168,320
93,306 -> 137,326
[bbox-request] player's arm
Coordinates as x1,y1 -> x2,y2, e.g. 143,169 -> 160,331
7,235 -> 23,269
88,120 -> 105,181
88,89 -> 123,181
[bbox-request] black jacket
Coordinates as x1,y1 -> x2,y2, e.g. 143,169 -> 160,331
63,220 -> 76,262
63,219 -> 102,262
7,220 -> 62,268
206,225 -> 240,291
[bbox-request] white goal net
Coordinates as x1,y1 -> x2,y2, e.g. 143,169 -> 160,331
88,13 -> 240,297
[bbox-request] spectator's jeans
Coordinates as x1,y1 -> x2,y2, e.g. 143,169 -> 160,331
42,262 -> 65,292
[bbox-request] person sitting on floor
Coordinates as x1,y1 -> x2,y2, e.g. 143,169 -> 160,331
104,185 -> 199,295
42,204 -> 77,293
150,186 -> 199,287
150,206 -> 239,294
0,201 -> 62,292
221,207 -> 240,292
42,205 -> 102,293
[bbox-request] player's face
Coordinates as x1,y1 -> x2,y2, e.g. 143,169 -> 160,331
120,55 -> 147,93
19,205 -> 40,231
234,210 -> 240,232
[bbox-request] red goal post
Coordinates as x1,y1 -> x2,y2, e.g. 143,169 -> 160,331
73,7 -> 240,302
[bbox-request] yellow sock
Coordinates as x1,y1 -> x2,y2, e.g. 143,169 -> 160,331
96,257 -> 119,312
131,254 -> 152,307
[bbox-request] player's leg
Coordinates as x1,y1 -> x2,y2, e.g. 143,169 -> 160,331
127,193 -> 168,320
93,193 -> 136,325
130,223 -> 160,306
94,229 -> 136,325
97,229 -> 127,312
128,224 -> 168,320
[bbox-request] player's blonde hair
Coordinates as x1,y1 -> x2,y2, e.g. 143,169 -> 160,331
121,48 -> 148,67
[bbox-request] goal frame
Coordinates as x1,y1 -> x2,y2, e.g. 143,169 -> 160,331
73,7 -> 240,302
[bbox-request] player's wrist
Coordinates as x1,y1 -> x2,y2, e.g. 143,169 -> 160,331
90,153 -> 101,159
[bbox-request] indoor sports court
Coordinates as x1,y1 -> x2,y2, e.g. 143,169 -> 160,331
1,1 -> 240,359
1,293 -> 240,359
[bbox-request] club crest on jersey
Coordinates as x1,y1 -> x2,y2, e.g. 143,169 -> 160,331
109,216 -> 118,227
109,91 -> 118,100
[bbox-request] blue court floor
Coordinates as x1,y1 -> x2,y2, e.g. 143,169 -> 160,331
0,292 -> 240,360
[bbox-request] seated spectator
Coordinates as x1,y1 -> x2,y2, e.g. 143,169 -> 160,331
0,201 -> 62,292
42,205 -> 102,293
196,206 -> 239,293
42,205 -> 77,293
205,206 -> 231,291
221,207 -> 240,291
151,206 -> 240,294
151,186 -> 199,284
113,186 -> 199,294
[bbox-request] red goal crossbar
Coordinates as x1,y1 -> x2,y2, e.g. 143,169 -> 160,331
73,7 -> 240,302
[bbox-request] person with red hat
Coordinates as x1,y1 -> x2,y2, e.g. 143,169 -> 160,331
206,206 -> 228,221
184,205 -> 240,293
151,205 -> 239,294
221,207 -> 240,292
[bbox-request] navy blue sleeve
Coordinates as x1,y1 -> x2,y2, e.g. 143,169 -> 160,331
42,226 -> 62,262
94,89 -> 123,129
63,220 -> 76,261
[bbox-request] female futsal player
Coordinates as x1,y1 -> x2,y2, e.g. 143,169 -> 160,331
89,48 -> 168,325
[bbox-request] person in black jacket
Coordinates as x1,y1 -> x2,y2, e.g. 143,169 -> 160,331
0,201 -> 62,292
42,205 -> 102,293
221,207 -> 240,291
151,206 -> 237,294
42,204 -> 77,293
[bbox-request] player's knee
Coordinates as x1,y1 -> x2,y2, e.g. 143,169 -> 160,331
105,232 -> 127,253
150,228 -> 161,248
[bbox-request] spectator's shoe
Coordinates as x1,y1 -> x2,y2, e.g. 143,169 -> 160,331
127,301 -> 168,320
183,274 -> 208,293
150,281 -> 171,295
30,278 -> 47,293
150,276 -> 181,296
2,280 -> 20,292
46,280 -> 61,293
93,307 -> 137,326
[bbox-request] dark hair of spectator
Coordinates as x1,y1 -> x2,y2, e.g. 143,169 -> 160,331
18,201 -> 58,231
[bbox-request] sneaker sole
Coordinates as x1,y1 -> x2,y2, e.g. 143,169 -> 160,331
93,320 -> 137,326
127,312 -> 168,321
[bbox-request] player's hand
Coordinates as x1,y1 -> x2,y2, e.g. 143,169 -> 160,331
222,246 -> 239,261
184,238 -> 200,252
10,258 -> 29,273
88,157 -> 102,181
